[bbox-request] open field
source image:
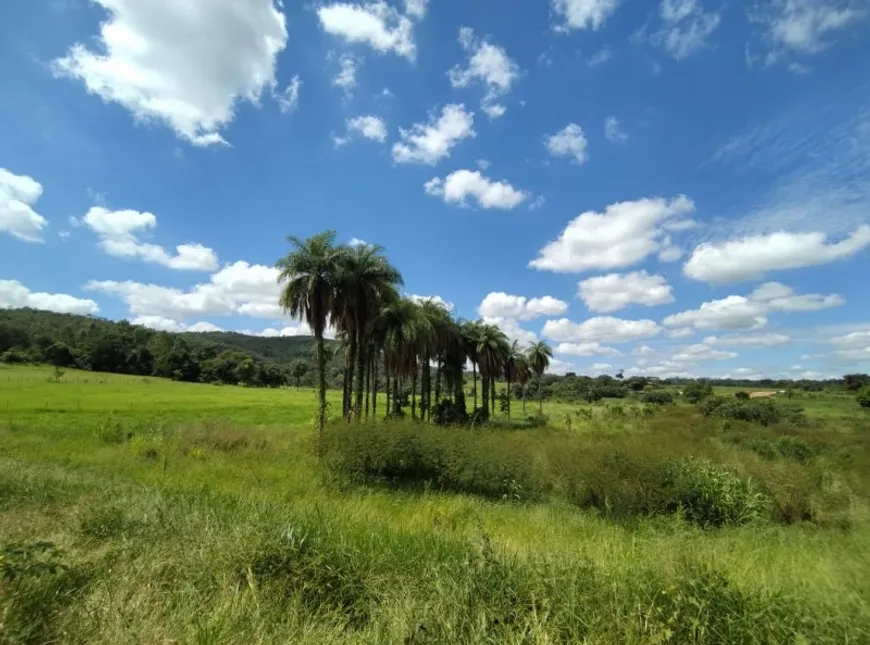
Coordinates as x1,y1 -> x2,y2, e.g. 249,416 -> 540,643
2,365 -> 870,644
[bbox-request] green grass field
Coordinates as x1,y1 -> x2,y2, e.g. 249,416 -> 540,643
2,365 -> 869,644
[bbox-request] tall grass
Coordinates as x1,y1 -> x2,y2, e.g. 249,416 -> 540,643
2,365 -> 870,643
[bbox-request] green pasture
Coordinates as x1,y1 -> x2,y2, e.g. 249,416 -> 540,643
1,364 -> 869,643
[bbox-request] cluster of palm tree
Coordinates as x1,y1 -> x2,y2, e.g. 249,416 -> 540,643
276,231 -> 553,439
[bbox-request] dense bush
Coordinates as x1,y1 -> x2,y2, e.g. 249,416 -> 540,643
326,422 -> 788,528
857,387 -> 870,409
661,460 -> 768,527
641,391 -> 674,405
683,381 -> 713,404
735,391 -> 750,400
700,398 -> 805,426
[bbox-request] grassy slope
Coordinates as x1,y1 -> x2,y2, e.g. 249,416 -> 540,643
1,365 -> 869,643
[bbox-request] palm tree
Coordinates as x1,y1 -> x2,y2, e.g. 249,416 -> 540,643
476,323 -> 509,418
380,298 -> 423,417
526,341 -> 553,415
461,321 -> 482,410
335,245 -> 403,422
503,341 -> 524,419
417,298 -> 452,421
277,231 -> 345,442
514,352 -> 532,416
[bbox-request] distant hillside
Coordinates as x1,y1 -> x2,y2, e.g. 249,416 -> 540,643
180,331 -> 324,363
0,308 -> 342,387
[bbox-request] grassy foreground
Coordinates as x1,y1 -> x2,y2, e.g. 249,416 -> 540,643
2,365 -> 870,644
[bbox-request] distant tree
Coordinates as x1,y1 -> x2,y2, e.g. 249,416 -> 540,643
238,358 -> 256,384
684,381 -> 713,404
45,342 -> 75,368
858,387 -> 870,409
844,374 -> 870,392
291,360 -> 309,388
527,341 -> 553,415
735,391 -> 750,401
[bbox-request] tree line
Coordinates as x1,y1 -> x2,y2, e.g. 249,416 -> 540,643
275,231 -> 555,435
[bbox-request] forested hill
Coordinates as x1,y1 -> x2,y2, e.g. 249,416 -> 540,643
0,307 -> 337,387
180,331 -> 318,362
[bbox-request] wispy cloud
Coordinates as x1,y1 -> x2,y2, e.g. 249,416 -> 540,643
708,81 -> 870,237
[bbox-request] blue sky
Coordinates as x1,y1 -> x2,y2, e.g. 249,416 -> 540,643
1,0 -> 869,379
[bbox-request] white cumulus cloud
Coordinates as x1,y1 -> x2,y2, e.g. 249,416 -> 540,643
449,27 -> 520,119
53,0 -> 288,146
478,292 -> 568,320
131,315 -> 223,333
578,271 -> 674,313
392,104 -> 475,165
530,195 -> 696,273
317,0 -> 424,60
546,123 -> 589,165
0,168 -> 47,242
684,226 -> 870,283
556,342 -> 623,357
1,279 -> 99,315
85,260 -> 284,322
425,170 -> 527,210
79,207 -> 218,271
543,316 -> 662,343
551,0 -> 619,30
663,282 -> 844,331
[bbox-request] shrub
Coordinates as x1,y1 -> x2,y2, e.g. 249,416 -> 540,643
857,387 -> 870,409
735,391 -> 750,400
1,349 -> 28,364
662,459 -> 769,527
432,399 -> 468,426
701,399 -> 805,426
641,391 -> 674,405
683,381 -> 713,404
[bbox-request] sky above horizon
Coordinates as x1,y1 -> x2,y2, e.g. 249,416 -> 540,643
2,0 -> 869,380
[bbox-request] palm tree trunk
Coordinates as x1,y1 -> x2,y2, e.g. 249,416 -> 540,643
522,384 -> 526,416
364,354 -> 371,421
373,349 -> 380,419
539,381 -> 544,416
392,376 -> 400,415
491,379 -> 496,417
481,374 -> 489,418
411,367 -> 418,420
353,313 -> 365,423
422,350 -> 430,421
316,333 -> 327,451
434,360 -> 442,407
472,363 -> 478,410
506,376 -> 512,419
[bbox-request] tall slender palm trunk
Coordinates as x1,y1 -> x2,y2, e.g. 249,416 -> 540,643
411,367 -> 418,420
373,350 -> 379,418
353,315 -> 365,422
481,374 -> 489,418
491,379 -> 496,417
472,364 -> 478,410
521,385 -> 526,416
316,333 -> 327,452
506,377 -> 512,419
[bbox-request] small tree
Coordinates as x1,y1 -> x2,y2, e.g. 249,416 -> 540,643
53,365 -> 65,383
291,360 -> 309,389
858,387 -> 870,409
735,391 -> 750,401
684,381 -> 713,404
